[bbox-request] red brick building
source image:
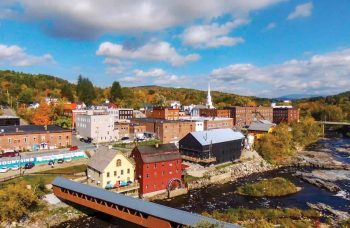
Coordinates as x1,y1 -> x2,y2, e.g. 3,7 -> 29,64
273,107 -> 300,124
0,125 -> 72,152
131,143 -> 182,197
199,109 -> 230,118
146,107 -> 179,120
225,106 -> 273,127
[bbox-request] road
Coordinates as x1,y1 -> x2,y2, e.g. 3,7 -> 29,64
2,107 -> 28,125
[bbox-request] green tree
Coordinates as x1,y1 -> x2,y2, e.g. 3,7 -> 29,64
18,88 -> 34,104
54,116 -> 72,129
109,81 -> 123,102
61,84 -> 74,102
153,93 -> 166,107
76,75 -> 96,105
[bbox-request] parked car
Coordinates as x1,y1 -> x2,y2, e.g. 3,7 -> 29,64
121,136 -> 130,140
79,137 -> 85,142
57,159 -> 64,164
0,152 -> 19,158
84,137 -> 93,143
48,160 -> 55,166
69,146 -> 78,151
0,167 -> 9,173
65,158 -> 72,162
24,162 -> 35,169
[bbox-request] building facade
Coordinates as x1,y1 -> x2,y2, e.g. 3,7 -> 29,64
131,143 -> 182,197
87,147 -> 137,196
146,107 -> 180,120
76,113 -> 117,143
273,107 -> 300,124
107,108 -> 134,121
226,106 -> 273,127
130,118 -> 198,143
179,128 -> 244,164
199,109 -> 230,118
0,125 -> 71,152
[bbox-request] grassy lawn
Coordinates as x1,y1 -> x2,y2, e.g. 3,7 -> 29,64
36,164 -> 87,174
113,139 -> 161,149
0,165 -> 87,196
184,174 -> 202,183
235,177 -> 299,197
214,161 -> 240,170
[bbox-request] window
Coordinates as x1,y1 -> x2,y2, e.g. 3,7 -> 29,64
8,138 -> 11,144
107,181 -> 110,185
146,164 -> 149,168
154,163 -> 157,168
162,171 -> 165,176
114,171 -> 117,176
107,172 -> 110,177
169,171 -> 172,175
121,169 -> 124,175
146,173 -> 149,178
24,137 -> 28,143
127,168 -> 130,174
146,185 -> 148,189
59,136 -> 62,140
116,159 -> 122,167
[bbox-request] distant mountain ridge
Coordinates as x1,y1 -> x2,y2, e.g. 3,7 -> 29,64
275,94 -> 324,100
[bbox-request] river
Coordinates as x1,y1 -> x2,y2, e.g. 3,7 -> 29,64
54,138 -> 350,227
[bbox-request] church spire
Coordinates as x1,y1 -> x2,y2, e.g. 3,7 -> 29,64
206,82 -> 214,109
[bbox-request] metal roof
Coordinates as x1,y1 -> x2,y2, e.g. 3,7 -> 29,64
135,143 -> 181,163
189,129 -> 245,146
52,177 -> 239,227
248,121 -> 275,132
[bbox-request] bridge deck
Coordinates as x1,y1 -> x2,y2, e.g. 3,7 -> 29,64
52,177 -> 239,227
317,121 -> 350,126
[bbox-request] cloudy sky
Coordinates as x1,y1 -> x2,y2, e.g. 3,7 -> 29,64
0,0 -> 350,97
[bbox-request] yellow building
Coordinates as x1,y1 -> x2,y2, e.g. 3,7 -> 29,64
87,146 -> 138,196
247,120 -> 275,139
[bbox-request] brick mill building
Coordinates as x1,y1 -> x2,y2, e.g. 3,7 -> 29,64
273,107 -> 300,124
146,107 -> 180,120
131,143 -> 182,197
0,125 -> 72,152
199,109 -> 230,118
225,106 -> 273,127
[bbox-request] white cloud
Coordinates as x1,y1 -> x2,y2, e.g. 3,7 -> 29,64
121,68 -> 190,86
210,48 -> 350,96
96,40 -> 200,66
0,44 -> 53,66
182,19 -> 248,48
264,22 -> 276,30
6,0 -> 283,39
287,2 -> 313,20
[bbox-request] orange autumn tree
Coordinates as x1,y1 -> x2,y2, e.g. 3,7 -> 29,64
31,101 -> 52,125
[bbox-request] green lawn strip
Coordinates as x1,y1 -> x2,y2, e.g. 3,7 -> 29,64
35,164 -> 87,175
235,177 -> 299,197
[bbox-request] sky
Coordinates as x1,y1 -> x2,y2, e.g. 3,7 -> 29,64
0,0 -> 350,98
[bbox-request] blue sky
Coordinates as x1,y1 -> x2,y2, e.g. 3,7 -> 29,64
0,0 -> 350,97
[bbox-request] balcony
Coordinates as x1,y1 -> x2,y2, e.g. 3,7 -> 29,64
113,182 -> 140,195
181,155 -> 216,163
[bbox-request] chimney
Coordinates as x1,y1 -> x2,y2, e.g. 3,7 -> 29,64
155,143 -> 159,148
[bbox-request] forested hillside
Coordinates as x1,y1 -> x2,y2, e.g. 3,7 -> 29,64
0,70 -> 269,109
295,92 -> 350,121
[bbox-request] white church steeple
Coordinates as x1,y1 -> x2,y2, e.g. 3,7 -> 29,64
206,83 -> 214,109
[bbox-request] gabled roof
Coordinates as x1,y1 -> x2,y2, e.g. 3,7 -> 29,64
189,128 -> 244,146
135,143 -> 180,163
248,121 -> 275,132
88,146 -> 134,172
